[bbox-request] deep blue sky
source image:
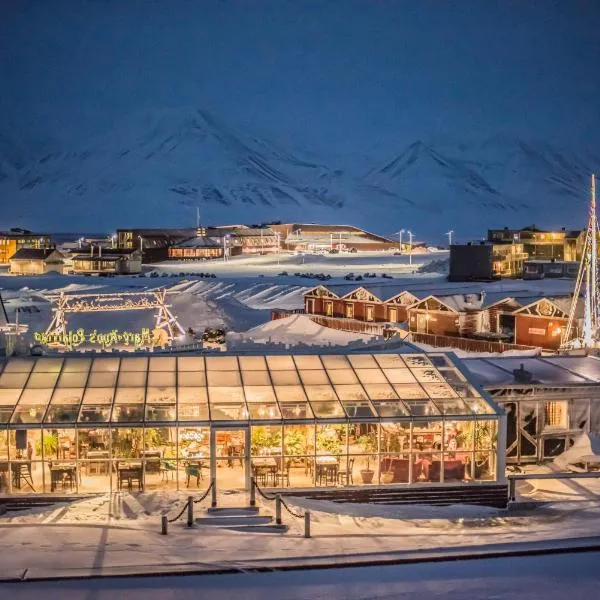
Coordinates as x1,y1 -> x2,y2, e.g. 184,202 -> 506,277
1,0 -> 599,153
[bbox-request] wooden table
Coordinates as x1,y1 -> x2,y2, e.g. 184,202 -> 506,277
252,457 -> 277,486
50,462 -> 77,492
117,461 -> 143,491
315,455 -> 339,486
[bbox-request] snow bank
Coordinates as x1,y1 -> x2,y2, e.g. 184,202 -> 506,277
554,433 -> 600,470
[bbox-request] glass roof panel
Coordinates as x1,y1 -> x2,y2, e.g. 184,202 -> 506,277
248,403 -> 281,420
299,369 -> 330,385
238,356 -> 267,370
114,387 -> 145,404
266,355 -> 295,370
178,387 -> 208,403
63,357 -> 92,372
411,367 -> 446,383
374,354 -> 406,369
422,382 -> 458,399
429,354 -> 453,368
26,372 -> 60,389
178,371 -> 206,387
393,383 -> 428,399
371,400 -> 410,418
270,370 -> 300,386
119,356 -> 148,371
465,397 -> 495,415
206,356 -> 239,370
49,388 -> 84,405
241,370 -> 271,386
178,402 -> 210,421
56,371 -> 89,388
244,386 -> 277,403
382,368 -> 417,384
274,385 -> 307,403
402,355 -> 433,368
91,357 -> 120,372
87,372 -> 117,387
363,383 -> 398,400
82,387 -> 114,405
334,384 -> 369,401
149,356 -> 176,371
116,370 -> 146,387
2,358 -> 35,373
348,355 -> 378,369
310,401 -> 345,418
433,398 -> 471,415
354,368 -> 388,384
146,386 -> 176,404
78,405 -> 111,423
208,386 -> 245,404
32,358 -> 63,373
320,355 -> 351,369
45,405 -> 80,424
210,402 -> 248,421
207,370 -> 242,387
145,405 -> 176,422
404,399 -> 441,416
340,400 -> 376,418
326,369 -> 358,385
304,385 -> 338,402
0,372 -> 29,389
147,371 -> 176,387
279,401 -> 313,419
177,356 -> 205,371
0,408 -> 14,423
112,405 -> 144,423
0,389 -> 21,405
18,388 -> 53,405
12,405 -> 45,423
293,355 -> 323,370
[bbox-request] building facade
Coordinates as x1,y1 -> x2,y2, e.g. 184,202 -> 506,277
9,248 -> 65,275
449,242 -> 527,281
72,248 -> 142,275
0,231 -> 53,264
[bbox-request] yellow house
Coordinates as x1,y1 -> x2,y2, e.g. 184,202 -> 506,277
9,248 -> 65,275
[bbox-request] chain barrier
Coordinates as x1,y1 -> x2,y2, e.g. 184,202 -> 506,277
279,496 -> 304,520
193,479 -> 215,504
166,499 -> 190,523
252,477 -> 304,520
165,479 -> 215,523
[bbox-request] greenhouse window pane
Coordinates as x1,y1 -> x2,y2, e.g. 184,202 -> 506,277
208,386 -> 245,404
363,383 -> 398,400
410,367 -> 445,383
0,407 -> 14,423
269,370 -> 300,386
393,383 -> 428,399
207,371 -> 241,387
433,398 -> 471,415
117,371 -> 146,387
63,358 -> 92,372
404,399 -> 441,416
177,387 -> 208,404
210,402 -> 248,421
320,355 -> 351,369
244,386 -> 277,403
119,356 -> 148,371
299,369 -> 330,385
112,405 -> 144,422
114,387 -> 145,404
279,401 -> 313,419
334,384 -> 369,401
45,405 -> 79,424
11,405 -> 45,423
0,372 -> 29,388
465,397 -> 495,415
348,355 -> 378,369
248,403 -> 281,420
293,355 -> 322,369
372,400 -> 409,418
79,404 -> 110,424
32,358 -> 63,373
50,388 -> 83,404
326,369 -> 358,385
177,356 -> 205,371
354,368 -> 388,384
382,368 -> 417,384
178,403 -> 209,421
26,372 -> 59,389
374,354 -> 406,368
401,355 -> 433,368
178,371 -> 206,387
0,389 -> 21,405
206,356 -> 239,370
147,372 -> 176,387
148,356 -> 176,371
340,400 -> 376,418
266,355 -> 295,370
238,356 -> 267,370
82,387 -> 114,405
310,401 -> 345,418
56,371 -> 88,388
304,385 -> 338,402
146,386 -> 176,404
18,388 -> 52,404
145,404 -> 176,421
2,358 -> 35,373
430,354 -> 452,368
87,372 -> 117,387
422,382 -> 458,399
241,371 -> 271,386
91,357 -> 120,372
274,385 -> 307,403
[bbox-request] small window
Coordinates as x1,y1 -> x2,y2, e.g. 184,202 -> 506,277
544,401 -> 568,429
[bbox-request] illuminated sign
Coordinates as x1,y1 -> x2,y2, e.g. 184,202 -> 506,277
33,328 -> 157,349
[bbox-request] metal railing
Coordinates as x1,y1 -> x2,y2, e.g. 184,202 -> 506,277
250,476 -> 311,538
160,478 -> 216,534
507,471 -> 600,502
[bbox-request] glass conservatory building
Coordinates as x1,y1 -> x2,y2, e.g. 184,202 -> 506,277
0,352 -> 505,495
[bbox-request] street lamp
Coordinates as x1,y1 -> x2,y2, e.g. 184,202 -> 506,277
111,234 -> 117,249
445,230 -> 454,248
398,229 -> 405,253
407,231 -> 414,266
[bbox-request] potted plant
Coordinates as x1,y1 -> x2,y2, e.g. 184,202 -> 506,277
357,432 -> 377,484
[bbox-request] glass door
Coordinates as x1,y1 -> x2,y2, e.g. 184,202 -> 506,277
210,427 -> 250,491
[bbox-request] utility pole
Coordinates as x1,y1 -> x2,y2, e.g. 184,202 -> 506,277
407,231 -> 414,266
398,229 -> 405,253
445,230 -> 454,248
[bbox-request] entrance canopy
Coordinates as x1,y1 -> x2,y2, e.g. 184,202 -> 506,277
0,352 -> 500,427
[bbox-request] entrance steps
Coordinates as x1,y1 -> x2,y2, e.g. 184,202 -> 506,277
196,506 -> 288,534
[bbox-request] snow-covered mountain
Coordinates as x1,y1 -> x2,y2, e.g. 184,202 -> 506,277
0,109 -> 598,239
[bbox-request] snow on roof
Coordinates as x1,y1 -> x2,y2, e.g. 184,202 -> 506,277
463,356 -> 600,386
173,236 -> 223,248
10,248 -> 62,261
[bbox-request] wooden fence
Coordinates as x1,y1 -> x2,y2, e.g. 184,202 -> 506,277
410,332 -> 537,353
